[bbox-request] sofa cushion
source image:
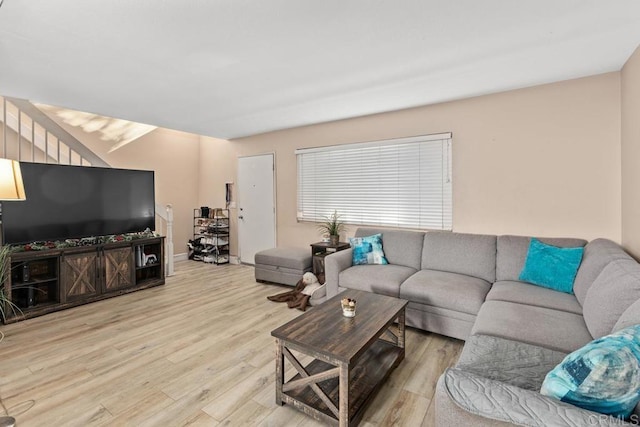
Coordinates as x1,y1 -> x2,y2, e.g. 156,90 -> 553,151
355,228 -> 424,270
421,232 -> 497,283
456,335 -> 568,392
486,281 -> 583,315
541,324 -> 640,419
573,239 -> 633,307
400,269 -> 491,315
406,303 -> 477,341
518,238 -> 584,294
583,259 -> 640,339
441,368 -> 627,427
338,264 -> 417,297
496,235 -> 587,282
472,300 -> 593,353
614,298 -> 640,333
349,233 -> 388,265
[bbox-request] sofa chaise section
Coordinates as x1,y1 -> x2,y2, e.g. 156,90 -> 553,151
436,237 -> 640,426
438,302 -> 640,427
435,335 -> 635,426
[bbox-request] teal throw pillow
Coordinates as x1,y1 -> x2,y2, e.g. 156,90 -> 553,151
518,238 -> 584,293
349,234 -> 388,265
541,324 -> 640,419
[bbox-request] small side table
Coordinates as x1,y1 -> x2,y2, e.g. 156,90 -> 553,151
310,241 -> 351,277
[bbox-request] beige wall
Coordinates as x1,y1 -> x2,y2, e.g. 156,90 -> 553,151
26,67 -> 628,260
622,45 -> 640,258
38,117 -> 201,256
201,72 -> 622,255
197,136 -> 238,255
198,136 -> 236,208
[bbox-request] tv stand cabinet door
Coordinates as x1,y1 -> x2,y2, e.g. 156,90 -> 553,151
61,251 -> 99,302
103,247 -> 134,292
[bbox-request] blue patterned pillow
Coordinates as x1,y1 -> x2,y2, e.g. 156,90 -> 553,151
519,238 -> 584,293
349,234 -> 388,265
541,324 -> 640,419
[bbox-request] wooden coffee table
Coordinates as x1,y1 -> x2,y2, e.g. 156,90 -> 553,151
271,289 -> 408,426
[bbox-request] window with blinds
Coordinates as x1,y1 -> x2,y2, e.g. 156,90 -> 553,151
296,133 -> 452,230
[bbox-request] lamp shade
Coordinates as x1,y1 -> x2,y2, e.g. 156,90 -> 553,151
0,159 -> 26,201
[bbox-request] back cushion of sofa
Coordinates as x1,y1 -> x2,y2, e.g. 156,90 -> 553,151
422,231 -> 497,283
613,297 -> 640,333
573,239 -> 633,307
355,228 -> 424,270
496,235 -> 587,282
583,259 -> 640,339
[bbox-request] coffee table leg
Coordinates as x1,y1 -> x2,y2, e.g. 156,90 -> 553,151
398,309 -> 406,350
275,338 -> 284,406
339,361 -> 349,426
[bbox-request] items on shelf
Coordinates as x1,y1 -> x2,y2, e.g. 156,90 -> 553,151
190,208 -> 230,264
11,229 -> 160,252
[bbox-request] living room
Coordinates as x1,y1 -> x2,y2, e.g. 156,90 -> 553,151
1,1 -> 640,426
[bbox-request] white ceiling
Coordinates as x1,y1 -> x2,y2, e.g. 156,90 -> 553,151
1,1 -> 640,139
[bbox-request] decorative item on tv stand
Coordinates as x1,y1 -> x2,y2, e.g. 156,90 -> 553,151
191,207 -> 230,264
135,247 -> 158,268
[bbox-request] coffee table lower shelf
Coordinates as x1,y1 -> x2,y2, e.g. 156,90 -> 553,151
280,338 -> 403,426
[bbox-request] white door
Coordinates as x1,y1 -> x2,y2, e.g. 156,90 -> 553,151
237,154 -> 276,264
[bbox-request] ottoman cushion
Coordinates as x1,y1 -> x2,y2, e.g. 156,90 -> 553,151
254,247 -> 312,270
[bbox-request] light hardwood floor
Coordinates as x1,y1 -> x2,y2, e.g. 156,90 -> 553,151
0,261 -> 463,426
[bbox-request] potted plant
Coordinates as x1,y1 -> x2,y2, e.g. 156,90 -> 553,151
318,210 -> 346,245
0,246 -> 17,424
0,245 -> 20,323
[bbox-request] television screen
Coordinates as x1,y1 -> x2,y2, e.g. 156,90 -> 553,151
1,162 -> 155,244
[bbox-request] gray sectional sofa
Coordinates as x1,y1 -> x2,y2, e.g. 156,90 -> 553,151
324,228 -> 640,426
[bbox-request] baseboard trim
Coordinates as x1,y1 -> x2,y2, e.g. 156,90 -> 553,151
174,253 -> 238,264
174,252 -> 189,262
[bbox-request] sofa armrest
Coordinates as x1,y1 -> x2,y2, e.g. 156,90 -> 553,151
440,368 -> 633,426
324,248 -> 353,298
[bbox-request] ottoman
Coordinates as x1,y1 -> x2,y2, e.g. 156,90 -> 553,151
255,247 -> 312,286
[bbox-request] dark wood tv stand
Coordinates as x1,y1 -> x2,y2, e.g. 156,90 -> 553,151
2,236 -> 165,323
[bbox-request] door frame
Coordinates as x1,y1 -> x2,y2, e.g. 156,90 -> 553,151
237,152 -> 277,265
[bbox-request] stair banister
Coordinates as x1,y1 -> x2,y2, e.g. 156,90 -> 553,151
5,97 -> 109,167
155,203 -> 175,277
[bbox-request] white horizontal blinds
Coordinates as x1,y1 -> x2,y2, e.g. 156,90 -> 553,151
296,133 -> 452,230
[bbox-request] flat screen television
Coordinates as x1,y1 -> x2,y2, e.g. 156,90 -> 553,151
1,162 -> 155,244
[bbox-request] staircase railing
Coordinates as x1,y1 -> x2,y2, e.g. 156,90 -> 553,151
2,97 -> 109,166
155,203 -> 175,276
0,95 -> 175,275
